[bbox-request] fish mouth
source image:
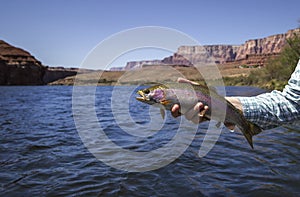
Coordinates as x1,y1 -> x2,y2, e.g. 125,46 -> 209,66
136,90 -> 146,101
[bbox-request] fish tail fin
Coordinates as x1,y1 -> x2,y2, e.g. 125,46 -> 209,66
249,122 -> 263,136
237,121 -> 262,149
241,122 -> 262,149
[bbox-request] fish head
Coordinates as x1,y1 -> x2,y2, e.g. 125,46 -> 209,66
136,85 -> 167,105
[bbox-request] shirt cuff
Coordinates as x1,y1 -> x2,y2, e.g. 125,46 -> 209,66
236,96 -> 278,129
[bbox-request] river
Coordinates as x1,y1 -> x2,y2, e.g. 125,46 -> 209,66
0,86 -> 299,196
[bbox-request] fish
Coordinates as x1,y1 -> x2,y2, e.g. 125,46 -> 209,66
136,82 -> 262,148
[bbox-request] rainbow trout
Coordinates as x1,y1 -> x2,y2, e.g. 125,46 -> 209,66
136,83 -> 262,148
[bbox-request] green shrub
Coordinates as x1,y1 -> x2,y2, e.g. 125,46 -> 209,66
234,31 -> 300,90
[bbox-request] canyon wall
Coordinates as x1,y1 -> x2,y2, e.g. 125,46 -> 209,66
116,28 -> 300,70
42,67 -> 79,84
236,28 -> 300,60
0,40 -> 45,85
174,45 -> 240,64
0,40 -> 78,85
124,60 -> 162,70
118,45 -> 239,70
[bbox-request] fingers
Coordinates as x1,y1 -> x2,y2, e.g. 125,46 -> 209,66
184,102 -> 209,124
171,104 -> 181,118
198,105 -> 209,118
171,102 -> 209,124
185,103 -> 203,120
191,104 -> 209,124
173,101 -> 235,128
173,78 -> 207,123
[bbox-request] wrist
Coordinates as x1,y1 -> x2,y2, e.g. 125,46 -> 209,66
225,97 -> 243,112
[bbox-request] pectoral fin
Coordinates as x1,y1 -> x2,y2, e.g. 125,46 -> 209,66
160,108 -> 166,119
160,100 -> 170,105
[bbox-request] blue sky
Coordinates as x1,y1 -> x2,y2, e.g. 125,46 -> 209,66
0,0 -> 299,69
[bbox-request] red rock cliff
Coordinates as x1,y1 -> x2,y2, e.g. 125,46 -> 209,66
0,40 -> 45,85
117,28 -> 300,70
236,28 -> 300,60
0,40 -> 79,85
174,45 -> 239,64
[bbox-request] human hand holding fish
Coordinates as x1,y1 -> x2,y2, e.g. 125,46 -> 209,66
170,78 -> 210,124
171,78 -> 236,129
136,78 -> 262,148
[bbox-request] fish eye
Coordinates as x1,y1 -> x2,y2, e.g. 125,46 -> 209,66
144,89 -> 150,94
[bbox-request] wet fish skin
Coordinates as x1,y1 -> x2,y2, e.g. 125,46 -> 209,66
136,83 -> 262,148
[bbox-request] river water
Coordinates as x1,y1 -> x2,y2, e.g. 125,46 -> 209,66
0,86 -> 299,196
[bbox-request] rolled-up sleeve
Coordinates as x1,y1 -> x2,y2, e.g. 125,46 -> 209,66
237,59 -> 300,129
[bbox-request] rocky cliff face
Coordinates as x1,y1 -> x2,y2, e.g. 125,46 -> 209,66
0,40 -> 45,85
235,28 -> 300,61
124,60 -> 162,70
0,40 -> 79,85
161,53 -> 193,66
118,28 -> 300,70
176,28 -> 300,66
116,45 -> 239,70
42,67 -> 79,84
175,45 -> 239,64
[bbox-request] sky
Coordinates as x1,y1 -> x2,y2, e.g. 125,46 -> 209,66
0,0 -> 299,69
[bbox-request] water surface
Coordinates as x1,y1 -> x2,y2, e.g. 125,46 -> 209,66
0,86 -> 299,196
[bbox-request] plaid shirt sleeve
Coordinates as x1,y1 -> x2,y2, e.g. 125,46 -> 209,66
237,59 -> 300,129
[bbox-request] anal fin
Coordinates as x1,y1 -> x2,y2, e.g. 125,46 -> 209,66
215,122 -> 221,128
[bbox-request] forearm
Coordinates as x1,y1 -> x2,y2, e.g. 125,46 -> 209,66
226,95 -> 279,129
229,91 -> 299,129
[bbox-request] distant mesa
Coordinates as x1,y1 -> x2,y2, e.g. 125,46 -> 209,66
110,28 -> 300,71
125,60 -> 162,70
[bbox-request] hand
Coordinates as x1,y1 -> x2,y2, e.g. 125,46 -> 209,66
171,78 -> 209,124
171,103 -> 209,124
171,78 -> 238,130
